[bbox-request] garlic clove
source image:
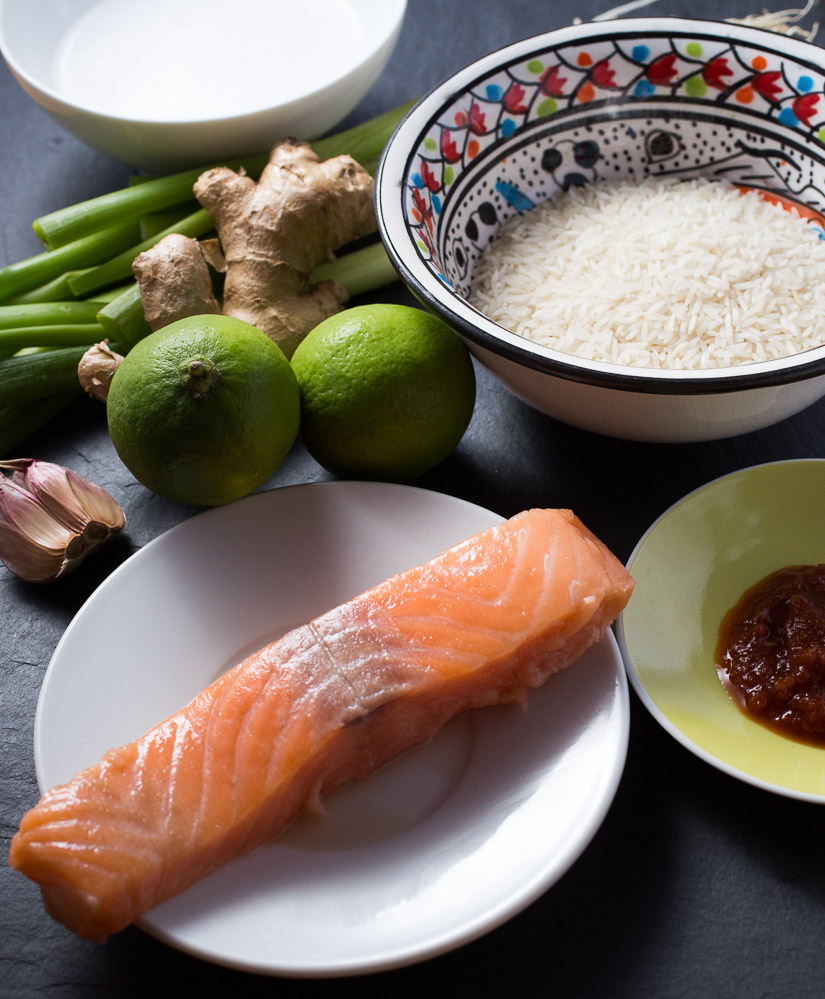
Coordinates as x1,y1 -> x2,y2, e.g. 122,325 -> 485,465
0,475 -> 74,548
0,528 -> 75,584
0,479 -> 76,583
14,459 -> 125,536
4,459 -> 90,535
0,459 -> 125,583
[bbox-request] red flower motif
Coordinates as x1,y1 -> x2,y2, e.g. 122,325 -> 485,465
419,160 -> 439,193
455,102 -> 486,135
702,56 -> 734,91
591,59 -> 617,89
793,92 -> 820,125
504,82 -> 528,113
752,71 -> 783,102
412,187 -> 434,233
646,54 -> 678,86
440,128 -> 461,163
418,223 -> 437,263
539,65 -> 567,96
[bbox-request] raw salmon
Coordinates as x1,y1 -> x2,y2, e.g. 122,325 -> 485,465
9,508 -> 633,942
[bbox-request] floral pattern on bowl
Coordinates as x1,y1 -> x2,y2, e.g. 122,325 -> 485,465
398,19 -> 825,298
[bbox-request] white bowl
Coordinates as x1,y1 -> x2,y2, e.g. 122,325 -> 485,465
0,0 -> 406,172
376,17 -> 825,443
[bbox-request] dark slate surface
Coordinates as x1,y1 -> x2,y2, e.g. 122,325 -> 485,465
3,1 -> 825,996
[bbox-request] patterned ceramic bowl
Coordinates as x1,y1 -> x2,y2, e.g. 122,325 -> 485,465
376,17 -> 825,442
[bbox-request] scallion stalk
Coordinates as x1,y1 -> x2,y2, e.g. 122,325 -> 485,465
31,169 -> 254,252
31,99 -> 415,250
0,302 -> 102,329
140,205 -> 200,240
84,283 -> 135,304
0,325 -> 105,352
311,100 -> 415,167
96,284 -> 150,349
311,241 -> 399,299
3,272 -> 89,304
0,220 -> 141,304
67,208 -> 213,297
0,347 -> 95,406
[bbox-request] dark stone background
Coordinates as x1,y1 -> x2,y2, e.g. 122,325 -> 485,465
3,1 -> 825,996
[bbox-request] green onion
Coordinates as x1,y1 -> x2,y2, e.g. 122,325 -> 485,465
31,99 -> 415,250
67,208 -> 213,298
0,325 -> 105,352
31,169 -> 253,251
96,284 -> 150,349
140,204 -> 200,240
3,272 -> 89,304
312,241 -> 399,299
311,100 -> 415,167
0,302 -> 102,329
0,220 -> 141,304
84,283 -> 135,304
3,279 -> 130,309
0,346 -> 95,406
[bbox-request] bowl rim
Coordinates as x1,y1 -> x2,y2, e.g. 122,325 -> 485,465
376,15 -> 825,396
0,0 -> 407,127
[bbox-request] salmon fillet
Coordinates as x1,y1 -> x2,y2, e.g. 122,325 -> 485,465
9,508 -> 633,942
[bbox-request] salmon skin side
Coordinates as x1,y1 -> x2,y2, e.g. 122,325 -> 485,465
9,508 -> 634,942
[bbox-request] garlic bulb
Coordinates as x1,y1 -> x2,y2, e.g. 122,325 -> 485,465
0,459 -> 125,583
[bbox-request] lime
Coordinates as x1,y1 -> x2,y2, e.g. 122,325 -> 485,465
107,315 -> 300,506
290,304 -> 475,482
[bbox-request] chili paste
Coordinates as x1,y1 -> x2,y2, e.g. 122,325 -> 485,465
716,564 -> 825,747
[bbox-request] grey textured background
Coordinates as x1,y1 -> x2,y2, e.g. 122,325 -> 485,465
3,1 -> 825,996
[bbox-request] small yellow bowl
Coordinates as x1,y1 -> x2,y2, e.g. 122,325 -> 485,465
617,459 -> 825,802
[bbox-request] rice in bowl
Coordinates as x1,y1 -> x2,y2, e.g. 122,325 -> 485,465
468,176 -> 825,370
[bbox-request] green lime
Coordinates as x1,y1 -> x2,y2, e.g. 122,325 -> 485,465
290,304 -> 475,482
107,315 -> 300,506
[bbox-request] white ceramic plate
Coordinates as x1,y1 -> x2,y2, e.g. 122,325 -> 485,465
35,482 -> 629,976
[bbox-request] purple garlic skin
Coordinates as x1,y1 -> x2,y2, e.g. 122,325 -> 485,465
0,459 -> 125,583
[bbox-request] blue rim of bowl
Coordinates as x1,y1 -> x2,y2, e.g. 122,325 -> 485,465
376,16 -> 825,396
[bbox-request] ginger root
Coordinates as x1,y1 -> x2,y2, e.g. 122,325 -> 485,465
130,141 -> 375,356
193,139 -> 375,357
78,340 -> 124,403
133,234 -> 224,332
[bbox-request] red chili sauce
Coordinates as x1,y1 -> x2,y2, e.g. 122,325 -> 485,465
716,564 -> 825,747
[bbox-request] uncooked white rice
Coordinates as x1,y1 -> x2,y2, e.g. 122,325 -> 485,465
468,176 -> 825,369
